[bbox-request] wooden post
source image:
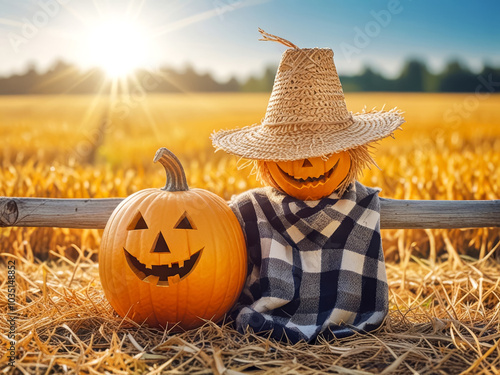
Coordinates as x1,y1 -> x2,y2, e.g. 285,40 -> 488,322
1,197 -> 499,229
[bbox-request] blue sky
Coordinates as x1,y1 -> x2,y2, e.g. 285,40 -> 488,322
0,0 -> 499,80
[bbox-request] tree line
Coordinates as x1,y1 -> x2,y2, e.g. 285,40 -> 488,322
0,59 -> 499,95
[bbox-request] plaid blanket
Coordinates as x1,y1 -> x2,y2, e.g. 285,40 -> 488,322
229,181 -> 388,343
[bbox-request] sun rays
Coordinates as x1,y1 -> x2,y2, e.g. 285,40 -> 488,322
2,0 -> 265,152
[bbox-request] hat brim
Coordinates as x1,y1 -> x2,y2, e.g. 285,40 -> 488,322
211,109 -> 405,161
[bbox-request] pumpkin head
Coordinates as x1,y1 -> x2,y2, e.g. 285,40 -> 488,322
259,151 -> 352,200
99,148 -> 247,330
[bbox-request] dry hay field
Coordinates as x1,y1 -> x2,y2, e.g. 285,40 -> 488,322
1,92 -> 499,374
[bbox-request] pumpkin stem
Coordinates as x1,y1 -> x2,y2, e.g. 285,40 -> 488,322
154,148 -> 189,191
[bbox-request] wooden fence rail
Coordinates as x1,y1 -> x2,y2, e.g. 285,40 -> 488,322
1,197 -> 500,229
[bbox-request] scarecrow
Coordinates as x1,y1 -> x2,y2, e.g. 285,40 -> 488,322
211,30 -> 405,343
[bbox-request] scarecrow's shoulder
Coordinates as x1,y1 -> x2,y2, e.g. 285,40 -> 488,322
228,187 -> 277,229
228,187 -> 275,208
352,181 -> 382,199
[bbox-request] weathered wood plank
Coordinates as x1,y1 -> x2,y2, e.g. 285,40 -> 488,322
0,198 -> 124,229
379,198 -> 500,229
0,197 -> 499,229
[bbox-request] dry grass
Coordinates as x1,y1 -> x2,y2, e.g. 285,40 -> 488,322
1,245 -> 499,374
1,93 -> 500,373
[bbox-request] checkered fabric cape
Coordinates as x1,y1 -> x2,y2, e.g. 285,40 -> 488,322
229,181 -> 388,343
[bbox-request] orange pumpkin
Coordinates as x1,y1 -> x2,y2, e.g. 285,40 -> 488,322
260,151 -> 351,200
99,148 -> 247,329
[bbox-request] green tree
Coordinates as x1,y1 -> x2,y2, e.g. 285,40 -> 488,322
397,60 -> 427,92
438,60 -> 477,92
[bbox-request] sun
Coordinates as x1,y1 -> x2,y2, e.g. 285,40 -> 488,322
85,17 -> 151,78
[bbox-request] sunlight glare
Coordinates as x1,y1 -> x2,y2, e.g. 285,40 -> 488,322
86,18 -> 150,78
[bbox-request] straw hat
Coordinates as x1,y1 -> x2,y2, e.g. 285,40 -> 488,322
211,29 -> 405,161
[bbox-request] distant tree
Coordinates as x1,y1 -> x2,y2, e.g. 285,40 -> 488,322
262,66 -> 276,92
73,68 -> 107,94
438,60 -> 477,92
359,67 -> 381,91
222,77 -> 240,91
154,67 -> 184,93
0,63 -> 40,94
241,76 -> 261,92
39,61 -> 105,94
338,75 -> 361,92
478,65 -> 500,94
241,65 -> 276,92
351,66 -> 395,92
397,60 -> 427,92
423,70 -> 440,93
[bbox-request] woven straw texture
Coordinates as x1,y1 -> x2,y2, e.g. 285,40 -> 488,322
212,48 -> 405,161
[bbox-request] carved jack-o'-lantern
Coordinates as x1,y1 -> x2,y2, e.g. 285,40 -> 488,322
259,151 -> 351,200
99,148 -> 247,329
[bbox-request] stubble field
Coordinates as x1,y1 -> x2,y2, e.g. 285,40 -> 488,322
0,92 -> 499,374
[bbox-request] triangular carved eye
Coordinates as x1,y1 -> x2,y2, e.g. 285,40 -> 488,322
302,159 -> 313,167
127,211 -> 149,230
174,212 -> 196,230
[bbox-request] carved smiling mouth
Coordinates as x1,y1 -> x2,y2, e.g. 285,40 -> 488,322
124,248 -> 203,287
277,159 -> 340,187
